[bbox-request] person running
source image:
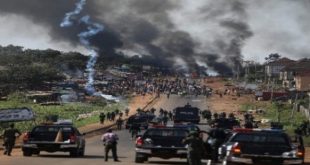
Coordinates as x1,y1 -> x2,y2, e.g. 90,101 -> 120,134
101,129 -> 120,162
2,123 -> 21,156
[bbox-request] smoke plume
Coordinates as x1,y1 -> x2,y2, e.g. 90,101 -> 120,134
1,0 -> 308,74
60,0 -> 103,94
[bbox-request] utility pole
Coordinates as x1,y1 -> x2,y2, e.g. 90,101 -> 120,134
276,101 -> 283,123
237,65 -> 240,81
308,89 -> 310,121
270,78 -> 275,102
254,61 -> 257,83
290,93 -> 298,125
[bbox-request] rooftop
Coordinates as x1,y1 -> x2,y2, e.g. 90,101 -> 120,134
281,58 -> 310,72
267,58 -> 296,66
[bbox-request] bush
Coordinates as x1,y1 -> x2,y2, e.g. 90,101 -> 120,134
7,92 -> 28,103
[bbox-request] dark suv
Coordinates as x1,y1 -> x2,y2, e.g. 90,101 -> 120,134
22,123 -> 85,157
173,104 -> 200,124
219,128 -> 305,165
135,126 -> 189,163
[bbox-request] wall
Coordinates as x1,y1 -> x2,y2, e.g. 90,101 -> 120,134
295,75 -> 310,91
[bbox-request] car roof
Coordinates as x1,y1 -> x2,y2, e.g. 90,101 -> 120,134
148,127 -> 189,130
233,128 -> 284,134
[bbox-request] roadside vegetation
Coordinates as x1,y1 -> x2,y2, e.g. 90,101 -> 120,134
0,92 -> 128,132
241,101 -> 310,146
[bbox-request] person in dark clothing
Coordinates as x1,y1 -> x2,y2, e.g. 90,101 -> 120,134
119,112 -> 123,118
129,123 -> 141,140
183,131 -> 205,165
101,129 -> 119,162
115,109 -> 119,115
208,123 -> 227,162
202,110 -> 212,121
210,113 -> 219,126
2,123 -> 21,156
244,113 -> 250,121
244,120 -> 253,128
99,113 -> 106,124
116,117 -> 123,130
107,112 -> 111,121
218,112 -> 229,129
300,121 -> 309,136
150,108 -> 156,114
294,127 -> 303,142
125,108 -> 129,116
168,111 -> 173,121
111,112 -> 116,121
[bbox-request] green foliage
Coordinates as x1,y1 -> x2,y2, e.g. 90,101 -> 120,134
241,101 -> 310,146
0,46 -> 89,92
240,103 -> 254,112
7,92 -> 28,103
261,102 -> 308,127
0,100 -> 127,132
89,98 -> 108,107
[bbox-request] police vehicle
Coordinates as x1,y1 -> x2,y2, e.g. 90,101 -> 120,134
219,128 -> 304,165
134,124 -> 196,163
22,120 -> 86,157
173,103 -> 200,124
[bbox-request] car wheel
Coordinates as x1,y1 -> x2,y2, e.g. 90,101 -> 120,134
23,149 -> 33,157
135,153 -> 145,163
144,156 -> 148,162
70,149 -> 79,157
79,148 -> 85,156
33,150 -> 40,155
222,160 -> 239,165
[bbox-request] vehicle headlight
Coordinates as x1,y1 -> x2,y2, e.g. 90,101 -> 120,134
282,149 -> 304,158
282,151 -> 295,157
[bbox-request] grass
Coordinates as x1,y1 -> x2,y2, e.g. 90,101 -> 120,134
0,98 -> 128,132
262,102 -> 307,127
241,101 -> 310,146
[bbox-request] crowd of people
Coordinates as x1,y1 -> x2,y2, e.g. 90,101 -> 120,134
96,77 -> 212,99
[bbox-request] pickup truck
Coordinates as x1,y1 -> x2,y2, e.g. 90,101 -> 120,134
135,126 -> 190,163
22,123 -> 85,157
219,128 -> 304,165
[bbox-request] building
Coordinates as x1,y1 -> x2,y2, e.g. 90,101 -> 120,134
295,71 -> 310,91
280,59 -> 310,90
265,58 -> 295,79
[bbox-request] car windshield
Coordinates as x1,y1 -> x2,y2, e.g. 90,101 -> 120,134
34,126 -> 73,133
231,132 -> 288,145
145,129 -> 188,137
128,116 -> 147,123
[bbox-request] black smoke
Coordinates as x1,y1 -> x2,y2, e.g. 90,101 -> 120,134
0,0 -> 254,75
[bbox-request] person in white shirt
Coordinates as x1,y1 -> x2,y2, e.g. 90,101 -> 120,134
101,129 -> 119,162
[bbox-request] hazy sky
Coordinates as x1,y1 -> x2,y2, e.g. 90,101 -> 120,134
0,0 -> 309,65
